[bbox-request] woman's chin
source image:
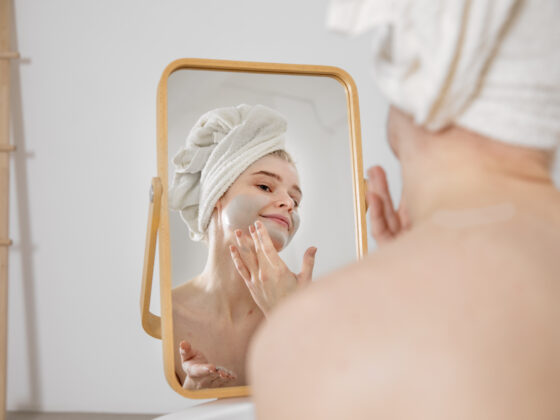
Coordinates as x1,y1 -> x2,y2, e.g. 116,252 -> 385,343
267,230 -> 290,251
272,241 -> 285,252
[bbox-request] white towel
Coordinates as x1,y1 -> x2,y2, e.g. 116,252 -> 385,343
327,0 -> 560,149
169,104 -> 287,241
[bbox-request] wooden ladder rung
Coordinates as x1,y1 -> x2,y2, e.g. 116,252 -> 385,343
0,145 -> 15,152
0,239 -> 12,247
0,51 -> 19,59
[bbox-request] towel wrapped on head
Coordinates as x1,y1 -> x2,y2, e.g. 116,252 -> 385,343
327,0 -> 560,150
169,104 -> 287,241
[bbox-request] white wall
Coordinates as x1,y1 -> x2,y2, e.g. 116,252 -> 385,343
6,0 -> 392,414
6,0 -> 560,415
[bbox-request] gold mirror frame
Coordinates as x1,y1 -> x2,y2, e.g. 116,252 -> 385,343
141,58 -> 368,399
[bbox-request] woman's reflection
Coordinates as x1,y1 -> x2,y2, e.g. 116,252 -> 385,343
169,104 -> 317,389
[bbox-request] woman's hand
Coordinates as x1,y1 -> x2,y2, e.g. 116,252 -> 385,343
179,340 -> 237,390
229,220 -> 317,316
366,166 -> 410,245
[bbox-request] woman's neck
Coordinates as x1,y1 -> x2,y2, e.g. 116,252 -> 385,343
399,126 -> 556,225
193,239 -> 261,324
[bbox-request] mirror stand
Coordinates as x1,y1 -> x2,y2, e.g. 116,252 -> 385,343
140,177 -> 162,340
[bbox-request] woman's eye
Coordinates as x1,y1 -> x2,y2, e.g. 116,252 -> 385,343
257,184 -> 271,192
293,198 -> 299,207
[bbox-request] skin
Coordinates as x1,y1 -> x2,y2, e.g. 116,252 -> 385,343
172,154 -> 316,389
222,194 -> 301,251
230,219 -> 316,315
249,107 -> 560,419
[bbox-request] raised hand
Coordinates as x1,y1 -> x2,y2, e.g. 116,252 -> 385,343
366,165 -> 410,245
179,340 -> 237,390
229,220 -> 317,316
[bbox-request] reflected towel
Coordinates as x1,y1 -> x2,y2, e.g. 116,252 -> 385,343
169,104 -> 287,241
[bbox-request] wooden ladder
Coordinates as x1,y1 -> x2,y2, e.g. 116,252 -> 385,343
0,0 -> 19,419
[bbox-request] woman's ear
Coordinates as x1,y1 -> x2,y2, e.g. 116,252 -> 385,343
210,200 -> 222,226
206,206 -> 221,242
214,199 -> 224,218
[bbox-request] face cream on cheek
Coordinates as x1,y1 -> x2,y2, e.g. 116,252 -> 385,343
221,194 -> 300,250
221,194 -> 267,232
259,209 -> 300,251
279,211 -> 300,248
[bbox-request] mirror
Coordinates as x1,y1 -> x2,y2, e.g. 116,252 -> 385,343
149,59 -> 366,399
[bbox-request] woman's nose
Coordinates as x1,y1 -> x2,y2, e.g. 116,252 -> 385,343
275,191 -> 295,211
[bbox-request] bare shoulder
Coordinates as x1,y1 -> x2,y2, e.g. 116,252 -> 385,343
249,224 -> 560,419
171,277 -> 201,312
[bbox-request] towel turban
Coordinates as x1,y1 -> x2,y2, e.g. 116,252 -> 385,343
168,104 -> 287,241
327,0 -> 560,149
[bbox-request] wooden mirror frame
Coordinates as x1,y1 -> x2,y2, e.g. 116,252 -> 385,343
141,58 -> 368,399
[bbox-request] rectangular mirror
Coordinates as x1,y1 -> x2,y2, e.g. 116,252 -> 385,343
147,58 -> 367,400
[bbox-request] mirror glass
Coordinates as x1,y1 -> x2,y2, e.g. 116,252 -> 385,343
167,69 -> 357,390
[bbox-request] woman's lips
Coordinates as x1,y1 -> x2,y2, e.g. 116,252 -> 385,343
261,214 -> 290,230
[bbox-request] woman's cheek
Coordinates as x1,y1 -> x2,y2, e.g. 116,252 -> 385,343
221,194 -> 300,251
291,211 -> 300,237
221,194 -> 269,232
263,210 -> 299,251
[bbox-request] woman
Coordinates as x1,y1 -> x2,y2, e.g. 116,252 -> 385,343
250,1 -> 560,418
169,104 -> 317,390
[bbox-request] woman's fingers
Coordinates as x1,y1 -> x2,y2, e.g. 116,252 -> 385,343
253,221 -> 280,266
216,366 -> 237,380
179,341 -> 196,363
298,247 -> 317,285
179,341 -> 237,389
367,166 -> 401,234
234,229 -> 258,279
367,166 -> 402,241
249,224 -> 268,270
208,369 -> 236,388
397,195 -> 411,231
229,245 -> 251,283
248,226 -> 271,286
207,375 -> 228,389
195,370 -> 222,389
186,363 -> 217,379
180,341 -> 216,378
367,192 -> 395,244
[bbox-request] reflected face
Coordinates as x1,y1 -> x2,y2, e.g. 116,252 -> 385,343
217,155 -> 302,251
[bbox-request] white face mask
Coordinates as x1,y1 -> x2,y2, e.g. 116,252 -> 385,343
220,194 -> 300,251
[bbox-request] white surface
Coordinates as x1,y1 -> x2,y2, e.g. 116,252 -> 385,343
154,398 -> 254,420
6,0 -> 559,416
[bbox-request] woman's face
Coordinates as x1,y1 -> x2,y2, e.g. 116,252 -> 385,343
216,155 -> 302,251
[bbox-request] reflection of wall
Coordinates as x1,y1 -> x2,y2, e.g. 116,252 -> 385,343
167,72 -> 355,287
8,1 -> 391,414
